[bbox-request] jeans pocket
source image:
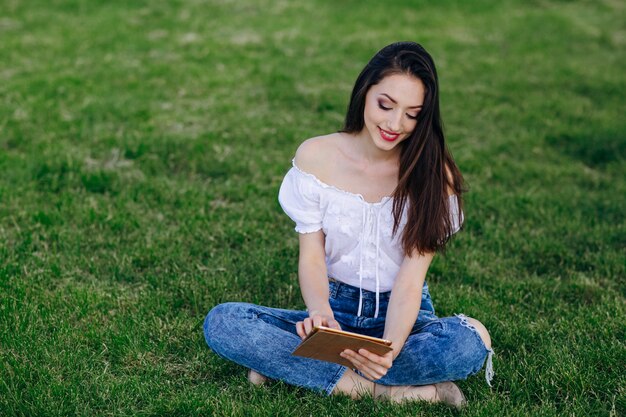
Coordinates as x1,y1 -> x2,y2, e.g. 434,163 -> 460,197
329,294 -> 354,315
423,319 -> 446,335
411,318 -> 446,338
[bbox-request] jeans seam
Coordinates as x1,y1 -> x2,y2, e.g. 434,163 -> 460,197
324,365 -> 347,395
257,311 -> 301,325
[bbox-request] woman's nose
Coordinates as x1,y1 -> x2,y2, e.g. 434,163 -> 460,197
387,111 -> 402,132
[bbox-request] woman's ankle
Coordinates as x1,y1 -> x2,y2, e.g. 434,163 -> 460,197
332,369 -> 375,399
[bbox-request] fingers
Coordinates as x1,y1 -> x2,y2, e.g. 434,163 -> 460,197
315,315 -> 341,330
296,314 -> 342,340
340,349 -> 391,381
326,317 -> 341,330
343,354 -> 384,380
303,318 -> 313,337
295,321 -> 306,339
296,316 -> 320,340
358,348 -> 392,366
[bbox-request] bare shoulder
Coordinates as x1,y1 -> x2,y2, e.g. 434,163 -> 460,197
293,133 -> 343,179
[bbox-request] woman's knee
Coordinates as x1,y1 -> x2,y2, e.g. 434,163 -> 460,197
464,317 -> 492,349
203,302 -> 247,348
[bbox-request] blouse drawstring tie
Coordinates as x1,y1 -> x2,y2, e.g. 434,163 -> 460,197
356,202 -> 387,319
374,208 -> 382,318
357,205 -> 366,317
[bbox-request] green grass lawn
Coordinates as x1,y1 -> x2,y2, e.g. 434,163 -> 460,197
0,0 -> 624,415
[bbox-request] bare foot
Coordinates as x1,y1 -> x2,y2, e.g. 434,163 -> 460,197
333,370 -> 466,408
247,369 -> 267,386
332,369 -> 375,399
373,383 -> 437,403
433,381 -> 467,408
374,381 -> 467,409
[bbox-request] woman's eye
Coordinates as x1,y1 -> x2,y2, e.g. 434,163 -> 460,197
406,114 -> 419,120
378,102 -> 391,111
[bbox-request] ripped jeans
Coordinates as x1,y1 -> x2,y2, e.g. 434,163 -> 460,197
204,279 -> 494,395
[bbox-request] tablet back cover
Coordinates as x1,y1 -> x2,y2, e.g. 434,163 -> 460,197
291,328 -> 393,367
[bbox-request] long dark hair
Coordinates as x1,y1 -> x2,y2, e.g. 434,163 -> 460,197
341,41 -> 465,255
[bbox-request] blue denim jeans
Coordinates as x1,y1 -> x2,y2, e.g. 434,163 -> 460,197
204,279 -> 493,395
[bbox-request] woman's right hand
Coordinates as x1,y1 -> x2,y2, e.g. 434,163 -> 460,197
296,313 -> 341,340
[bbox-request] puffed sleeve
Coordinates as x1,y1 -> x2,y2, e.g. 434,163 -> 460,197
278,167 -> 323,234
448,194 -> 464,235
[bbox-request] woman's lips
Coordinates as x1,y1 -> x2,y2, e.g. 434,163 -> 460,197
378,127 -> 400,142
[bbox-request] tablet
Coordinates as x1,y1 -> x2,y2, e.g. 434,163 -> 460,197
291,326 -> 393,367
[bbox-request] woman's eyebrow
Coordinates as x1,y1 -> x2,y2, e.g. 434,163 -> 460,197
381,93 -> 423,109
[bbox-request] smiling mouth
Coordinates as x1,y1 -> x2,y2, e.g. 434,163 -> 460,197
378,127 -> 400,142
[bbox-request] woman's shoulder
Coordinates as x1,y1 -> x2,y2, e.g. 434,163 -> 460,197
293,132 -> 343,181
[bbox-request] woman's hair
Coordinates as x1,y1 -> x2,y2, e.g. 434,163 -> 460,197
341,41 -> 465,256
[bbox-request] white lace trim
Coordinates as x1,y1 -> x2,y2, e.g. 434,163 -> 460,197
291,159 -> 392,206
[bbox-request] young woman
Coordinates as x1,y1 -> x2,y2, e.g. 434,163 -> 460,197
204,41 -> 493,408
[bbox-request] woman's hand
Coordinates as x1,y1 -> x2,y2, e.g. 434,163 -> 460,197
295,313 -> 341,340
340,348 -> 394,381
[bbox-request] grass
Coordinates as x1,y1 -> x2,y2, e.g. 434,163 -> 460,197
0,0 -> 624,415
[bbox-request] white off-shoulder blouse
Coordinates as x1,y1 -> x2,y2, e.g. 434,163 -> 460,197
278,160 -> 462,317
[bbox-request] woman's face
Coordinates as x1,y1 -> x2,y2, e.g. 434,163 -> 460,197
362,73 -> 425,151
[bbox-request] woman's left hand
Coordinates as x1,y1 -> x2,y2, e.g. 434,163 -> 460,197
340,348 -> 394,381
